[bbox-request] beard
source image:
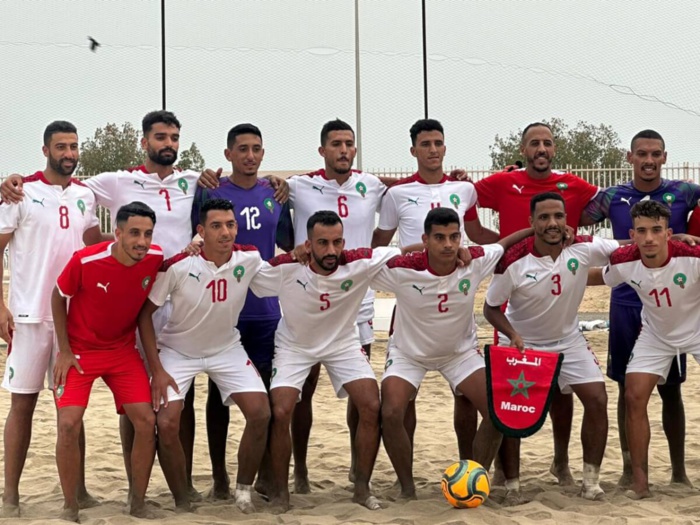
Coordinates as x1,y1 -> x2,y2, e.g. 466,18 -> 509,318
148,147 -> 178,166
49,156 -> 77,176
312,252 -> 339,272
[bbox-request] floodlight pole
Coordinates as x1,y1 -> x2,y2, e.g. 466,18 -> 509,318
161,0 -> 166,110
355,0 -> 363,170
422,0 -> 428,119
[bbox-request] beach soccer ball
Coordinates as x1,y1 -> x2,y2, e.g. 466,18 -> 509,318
441,460 -> 490,508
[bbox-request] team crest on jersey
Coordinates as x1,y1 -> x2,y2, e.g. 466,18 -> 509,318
449,194 -> 460,209
567,258 -> 579,275
458,279 -> 471,295
263,198 -> 275,213
141,276 -> 151,290
356,182 -> 367,198
673,272 -> 687,289
663,192 -> 676,204
556,182 -> 568,191
233,265 -> 246,283
341,279 -> 353,292
177,178 -> 189,195
55,384 -> 64,399
77,199 -> 86,216
508,371 -> 536,399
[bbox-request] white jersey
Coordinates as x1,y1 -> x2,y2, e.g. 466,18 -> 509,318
149,245 -> 263,357
0,172 -> 98,322
377,173 -> 478,247
85,165 -> 199,258
288,169 -> 385,247
603,240 -> 700,347
372,244 -> 503,359
250,247 -> 399,356
486,236 -> 619,345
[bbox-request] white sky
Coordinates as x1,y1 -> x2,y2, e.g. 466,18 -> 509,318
2,0 -> 700,175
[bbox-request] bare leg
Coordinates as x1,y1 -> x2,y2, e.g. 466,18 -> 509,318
180,384 -> 197,498
616,382 -> 633,488
155,400 -> 190,510
348,343 -> 371,483
381,377 -> 418,499
206,379 -> 231,499
570,382 -> 608,500
76,423 -> 98,508
122,403 -> 156,518
657,383 -> 689,485
2,393 -> 39,517
548,387 -> 575,486
119,413 -> 135,499
56,406 -> 86,523
624,372 -> 659,499
269,387 -> 299,512
291,363 -> 320,494
453,394 -> 477,460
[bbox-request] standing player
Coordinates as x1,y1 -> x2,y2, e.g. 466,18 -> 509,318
484,192 -> 621,502
191,123 -> 293,499
139,199 -> 270,513
372,208 -> 531,499
597,201 -> 700,499
0,121 -> 100,518
472,122 -> 600,485
372,118 -> 498,467
52,202 -> 163,522
284,119 -> 386,491
581,130 -> 700,488
249,211 -> 404,512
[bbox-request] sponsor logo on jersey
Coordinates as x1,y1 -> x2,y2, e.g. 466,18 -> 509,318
133,180 -> 146,189
263,198 -> 275,213
525,273 -> 538,282
631,279 -> 642,289
8,367 -> 14,382
412,284 -> 425,295
458,278 -> 471,295
312,185 -> 324,194
356,182 -> 367,198
567,258 -> 579,275
188,272 -> 201,282
620,196 -> 632,206
512,184 -> 525,194
384,358 -> 393,370
556,182 -> 568,191
271,367 -> 277,378
32,198 -> 45,207
407,197 -> 420,206
233,265 -> 245,283
177,178 -> 189,195
296,279 -> 308,290
508,371 -> 535,399
340,279 -> 353,291
449,193 -> 460,209
77,199 -> 86,216
673,272 -> 687,289
141,276 -> 151,290
663,192 -> 676,204
96,282 -> 110,293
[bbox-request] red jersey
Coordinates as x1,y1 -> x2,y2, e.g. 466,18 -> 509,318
472,169 -> 599,238
56,241 -> 164,352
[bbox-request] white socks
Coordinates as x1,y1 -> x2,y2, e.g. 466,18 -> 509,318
581,463 -> 605,500
234,484 -> 255,513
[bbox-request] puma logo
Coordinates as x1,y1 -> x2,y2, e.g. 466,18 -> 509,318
133,180 -> 146,189
512,184 -> 524,194
407,197 -> 420,206
312,186 -> 324,194
526,273 -> 538,282
32,198 -> 45,207
631,279 -> 641,289
96,282 -> 110,293
188,272 -> 201,282
296,279 -> 308,290
412,284 -> 425,295
621,197 -> 632,206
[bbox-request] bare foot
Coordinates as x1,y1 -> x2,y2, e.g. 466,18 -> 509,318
206,484 -> 232,501
128,500 -> 156,519
354,494 -> 382,510
549,461 -> 575,487
59,507 -> 80,523
625,488 -> 652,500
187,485 -> 202,502
581,484 -> 605,501
254,479 -> 270,501
502,489 -> 525,507
294,474 -> 310,494
491,467 -> 506,487
268,496 -> 291,514
348,469 -> 356,483
670,473 -> 694,488
617,470 -> 633,488
175,501 -> 193,513
77,491 -> 100,509
0,503 -> 20,518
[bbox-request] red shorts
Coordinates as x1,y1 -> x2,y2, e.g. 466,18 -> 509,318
54,345 -> 151,414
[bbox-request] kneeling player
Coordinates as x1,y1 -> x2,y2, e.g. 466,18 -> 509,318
52,202 -> 163,522
138,199 -> 269,513
371,207 -> 532,499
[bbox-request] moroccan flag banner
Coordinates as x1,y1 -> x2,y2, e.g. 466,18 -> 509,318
484,345 -> 563,438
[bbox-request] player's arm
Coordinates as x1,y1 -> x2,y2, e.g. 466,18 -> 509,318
372,227 -> 396,247
0,233 -> 14,342
261,175 -> 289,204
51,286 -> 83,387
137,299 -> 178,410
587,267 -> 605,286
0,174 -> 25,204
464,216 -> 500,244
82,225 -> 112,245
497,227 -> 533,250
579,188 -> 608,226
276,202 -> 295,252
483,302 -> 524,352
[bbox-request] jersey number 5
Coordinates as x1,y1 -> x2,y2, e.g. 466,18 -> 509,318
320,293 -> 331,311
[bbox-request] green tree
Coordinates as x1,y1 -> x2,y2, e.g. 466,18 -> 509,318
77,122 -> 145,175
488,118 -> 627,186
177,142 -> 206,171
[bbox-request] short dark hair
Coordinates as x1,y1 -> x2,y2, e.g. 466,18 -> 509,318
521,122 -> 553,144
320,119 -> 354,146
630,129 -> 665,151
306,210 -> 343,237
530,192 -> 565,215
200,198 -> 235,225
116,201 -> 156,227
630,200 -> 671,226
410,119 -> 444,145
227,123 -> 262,149
424,207 -> 460,235
43,121 -> 77,146
142,110 -> 181,135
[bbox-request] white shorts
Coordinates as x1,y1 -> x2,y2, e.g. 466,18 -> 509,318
627,329 -> 700,384
357,299 -> 375,345
270,345 -> 376,398
136,299 -> 173,374
158,344 -> 267,406
382,343 -> 485,394
501,331 -> 604,394
2,322 -> 57,394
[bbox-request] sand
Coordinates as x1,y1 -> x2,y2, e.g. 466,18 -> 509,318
2,284 -> 700,525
